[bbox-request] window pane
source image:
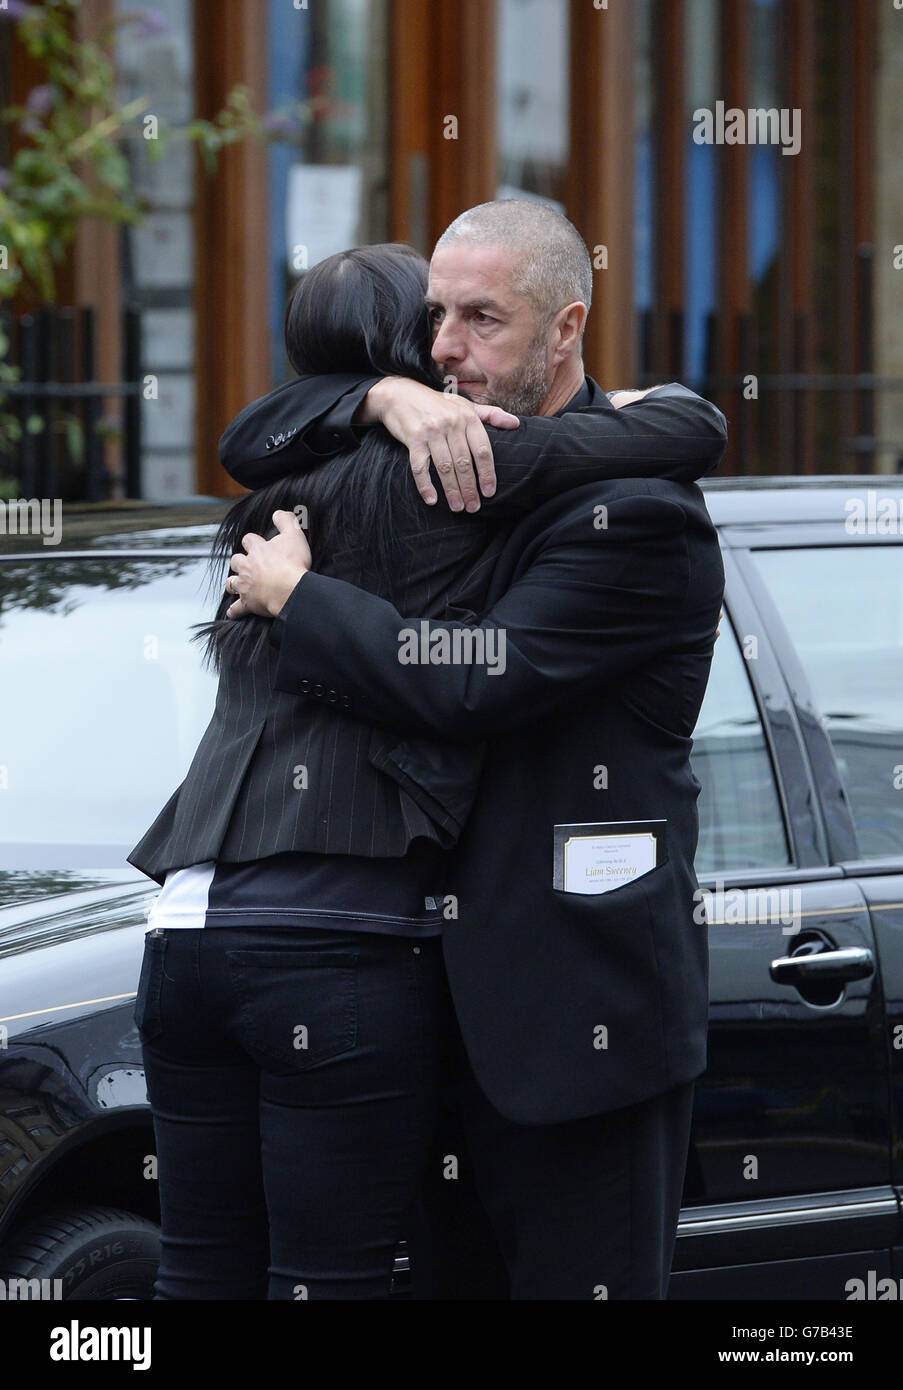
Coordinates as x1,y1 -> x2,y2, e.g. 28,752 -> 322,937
496,0 -> 569,209
269,0 -> 390,382
0,557 -> 217,868
691,620 -> 790,873
752,545 -> 903,860
115,0 -> 197,500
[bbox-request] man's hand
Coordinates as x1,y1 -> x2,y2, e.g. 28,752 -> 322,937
226,510 -> 312,619
356,377 -> 519,512
609,387 -> 665,408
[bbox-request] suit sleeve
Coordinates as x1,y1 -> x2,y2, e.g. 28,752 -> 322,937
269,492 -> 692,742
221,371 -> 726,499
478,384 -> 726,516
218,372 -> 379,490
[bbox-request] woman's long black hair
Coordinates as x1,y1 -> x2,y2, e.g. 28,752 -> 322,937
191,243 -> 443,672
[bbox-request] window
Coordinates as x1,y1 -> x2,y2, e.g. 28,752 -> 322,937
268,0 -> 390,383
495,0 -> 569,210
691,617 -> 790,873
115,0 -> 197,500
752,545 -> 903,860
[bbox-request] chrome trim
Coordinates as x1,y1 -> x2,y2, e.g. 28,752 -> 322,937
677,1190 -> 897,1238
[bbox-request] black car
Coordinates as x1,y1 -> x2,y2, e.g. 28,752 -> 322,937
1,480 -> 902,1300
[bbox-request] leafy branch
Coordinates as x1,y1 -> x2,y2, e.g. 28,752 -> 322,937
0,0 -> 309,484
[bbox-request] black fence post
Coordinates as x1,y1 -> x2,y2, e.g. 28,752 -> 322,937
35,306 -> 55,498
668,308 -> 684,381
639,308 -> 655,384
123,303 -> 141,499
736,311 -> 753,476
57,307 -> 75,498
0,304 -> 14,486
856,244 -> 874,474
81,307 -> 106,501
18,314 -> 37,498
792,309 -> 810,473
702,312 -> 718,386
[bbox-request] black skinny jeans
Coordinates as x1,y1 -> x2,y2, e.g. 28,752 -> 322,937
135,923 -> 446,1299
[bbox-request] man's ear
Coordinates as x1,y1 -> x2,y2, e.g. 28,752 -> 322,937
550,301 -> 588,365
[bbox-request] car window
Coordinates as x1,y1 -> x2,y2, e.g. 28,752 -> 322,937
0,555 -> 218,869
691,617 -> 791,874
751,544 -> 903,860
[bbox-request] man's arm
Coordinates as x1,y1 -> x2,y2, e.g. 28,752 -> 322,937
222,367 -> 725,508
301,377 -> 727,508
266,491 -> 696,742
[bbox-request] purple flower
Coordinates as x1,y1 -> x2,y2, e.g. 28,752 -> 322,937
134,8 -> 170,39
25,84 -> 55,118
0,169 -> 11,190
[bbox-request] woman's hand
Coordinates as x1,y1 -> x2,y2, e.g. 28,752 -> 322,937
226,510 -> 312,619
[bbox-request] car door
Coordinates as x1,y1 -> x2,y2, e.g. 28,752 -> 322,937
740,524 -> 903,1294
670,539 -> 896,1300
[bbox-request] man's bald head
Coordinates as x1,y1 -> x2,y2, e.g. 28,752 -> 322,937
434,199 -> 593,344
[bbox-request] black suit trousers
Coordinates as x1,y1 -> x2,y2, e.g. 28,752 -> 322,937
407,958 -> 695,1301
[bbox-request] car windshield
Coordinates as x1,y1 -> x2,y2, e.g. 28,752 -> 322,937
0,553 -> 219,870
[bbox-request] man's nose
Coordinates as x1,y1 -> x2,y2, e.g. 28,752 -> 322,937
431,317 -> 464,366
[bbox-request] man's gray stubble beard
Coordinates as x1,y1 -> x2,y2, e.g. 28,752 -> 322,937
461,328 -> 552,416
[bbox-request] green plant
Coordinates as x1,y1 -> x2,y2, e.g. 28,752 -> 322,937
0,0 -> 308,486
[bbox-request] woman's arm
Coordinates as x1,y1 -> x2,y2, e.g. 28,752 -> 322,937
218,372 -> 381,490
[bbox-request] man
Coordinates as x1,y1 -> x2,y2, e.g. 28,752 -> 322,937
223,201 -> 726,1299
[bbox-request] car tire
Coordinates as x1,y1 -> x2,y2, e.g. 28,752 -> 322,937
0,1204 -> 160,1300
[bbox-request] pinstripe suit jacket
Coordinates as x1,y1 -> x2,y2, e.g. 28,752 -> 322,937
128,378 -> 726,886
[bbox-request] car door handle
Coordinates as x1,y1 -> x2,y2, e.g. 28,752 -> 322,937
770,946 -> 874,984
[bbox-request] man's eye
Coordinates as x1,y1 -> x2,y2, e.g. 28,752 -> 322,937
474,312 -> 494,325
429,307 -> 444,322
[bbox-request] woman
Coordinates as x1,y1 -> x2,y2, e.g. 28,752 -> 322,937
128,243 -> 704,1300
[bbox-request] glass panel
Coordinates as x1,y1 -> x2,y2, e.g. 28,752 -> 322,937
691,618 -> 791,874
268,0 -> 390,383
0,557 -> 218,868
496,0 -> 569,210
752,545 -> 903,860
115,0 -> 197,500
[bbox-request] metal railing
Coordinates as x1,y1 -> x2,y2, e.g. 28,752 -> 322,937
637,248 -> 903,475
0,303 -> 141,500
